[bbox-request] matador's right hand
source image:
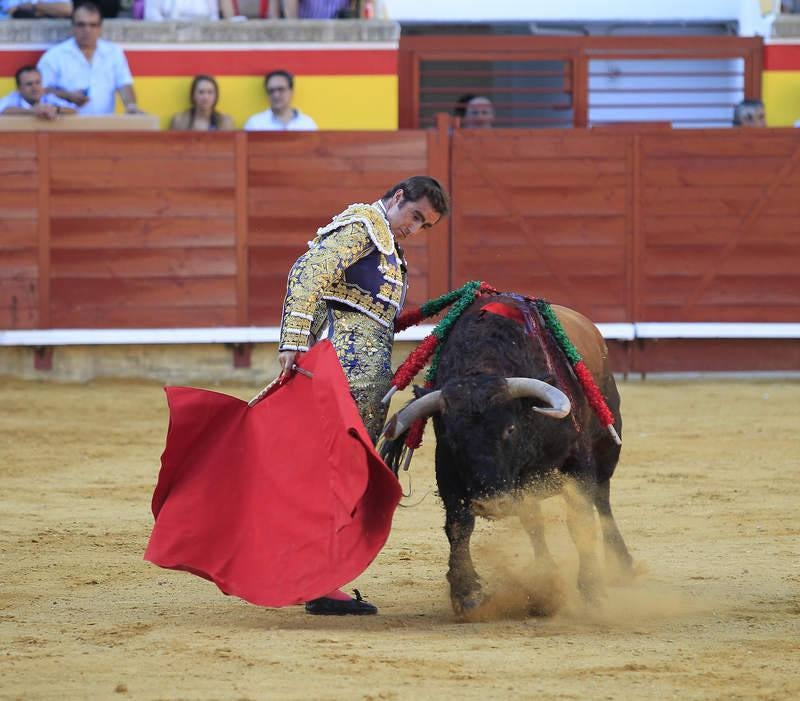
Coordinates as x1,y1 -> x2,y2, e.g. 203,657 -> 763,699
278,350 -> 299,382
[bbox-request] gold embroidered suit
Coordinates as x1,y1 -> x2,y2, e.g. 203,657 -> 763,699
279,203 -> 407,442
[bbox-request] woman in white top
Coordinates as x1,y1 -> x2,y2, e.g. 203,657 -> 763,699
144,0 -> 219,20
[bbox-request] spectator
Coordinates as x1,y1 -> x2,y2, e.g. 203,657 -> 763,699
0,0 -> 72,18
244,70 -> 318,131
453,94 -> 495,129
733,99 -> 766,127
218,0 -> 277,18
145,0 -> 219,20
169,75 -> 234,131
79,0 -> 120,17
37,2 -> 139,116
0,65 -> 76,119
281,0 -> 352,18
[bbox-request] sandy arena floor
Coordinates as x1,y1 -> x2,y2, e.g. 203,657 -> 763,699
1,377 -> 799,700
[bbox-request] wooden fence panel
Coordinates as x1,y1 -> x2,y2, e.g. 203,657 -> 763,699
450,129 -> 631,322
1,128 -> 798,350
638,130 -> 800,322
246,131 -> 431,325
0,134 -> 38,328
47,133 -> 238,328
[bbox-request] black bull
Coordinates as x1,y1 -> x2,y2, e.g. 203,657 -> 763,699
381,295 -> 634,616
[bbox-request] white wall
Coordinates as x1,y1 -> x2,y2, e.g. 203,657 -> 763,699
379,0 -> 777,37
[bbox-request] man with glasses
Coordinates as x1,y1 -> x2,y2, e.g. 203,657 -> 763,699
244,69 -> 318,131
37,1 -> 139,115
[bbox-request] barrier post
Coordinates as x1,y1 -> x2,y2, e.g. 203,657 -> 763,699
426,112 -> 453,297
235,131 -> 249,327
36,133 -> 50,331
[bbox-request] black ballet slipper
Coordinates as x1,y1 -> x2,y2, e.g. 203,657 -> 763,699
304,589 -> 377,616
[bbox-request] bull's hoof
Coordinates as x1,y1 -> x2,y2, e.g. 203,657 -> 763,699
607,558 -> 639,585
605,547 -> 636,580
578,575 -> 606,604
527,569 -> 566,617
451,589 -> 486,619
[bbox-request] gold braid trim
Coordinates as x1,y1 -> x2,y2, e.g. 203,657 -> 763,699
279,222 -> 375,351
314,203 -> 395,256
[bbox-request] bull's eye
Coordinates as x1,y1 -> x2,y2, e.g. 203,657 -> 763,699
502,424 -> 516,440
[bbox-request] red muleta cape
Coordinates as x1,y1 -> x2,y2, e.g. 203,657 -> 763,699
143,340 -> 402,607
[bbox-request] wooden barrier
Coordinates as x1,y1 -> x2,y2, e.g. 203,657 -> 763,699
637,130 -> 800,323
1,124 -> 799,372
47,132 -> 238,328
1,129 -> 448,331
0,133 -> 38,329
450,129 -> 631,323
245,129 -> 438,325
449,127 -> 800,327
0,115 -> 160,132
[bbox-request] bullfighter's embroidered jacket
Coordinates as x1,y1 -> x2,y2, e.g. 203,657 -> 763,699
279,202 -> 407,352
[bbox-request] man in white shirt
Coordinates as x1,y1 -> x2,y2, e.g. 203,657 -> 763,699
0,0 -> 72,19
0,65 -> 76,119
244,70 -> 318,131
37,2 -> 139,116
144,0 -> 219,20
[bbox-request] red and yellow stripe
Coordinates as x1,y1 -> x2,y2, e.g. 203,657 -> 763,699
763,42 -> 800,127
0,43 -> 398,129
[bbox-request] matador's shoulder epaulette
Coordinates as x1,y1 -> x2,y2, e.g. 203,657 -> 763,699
313,203 -> 395,256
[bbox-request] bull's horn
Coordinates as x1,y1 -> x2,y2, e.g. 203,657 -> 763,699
505,378 -> 571,419
382,390 -> 443,440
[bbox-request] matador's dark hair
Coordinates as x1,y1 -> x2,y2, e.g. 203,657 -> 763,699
382,176 -> 450,217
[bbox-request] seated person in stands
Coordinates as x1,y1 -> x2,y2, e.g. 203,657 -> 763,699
37,2 -> 139,115
169,75 -> 235,131
218,0 -> 278,18
733,99 -> 766,127
145,0 -> 219,20
0,65 -> 76,119
244,70 -> 318,131
281,0 -> 352,17
0,0 -> 72,18
453,94 -> 495,129
83,0 -> 120,17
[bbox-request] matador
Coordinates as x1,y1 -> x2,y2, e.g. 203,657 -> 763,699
277,175 -> 449,615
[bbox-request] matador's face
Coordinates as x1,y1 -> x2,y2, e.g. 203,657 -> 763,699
384,191 -> 441,241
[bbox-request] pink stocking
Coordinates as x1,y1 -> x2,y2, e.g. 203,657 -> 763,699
320,588 -> 351,601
